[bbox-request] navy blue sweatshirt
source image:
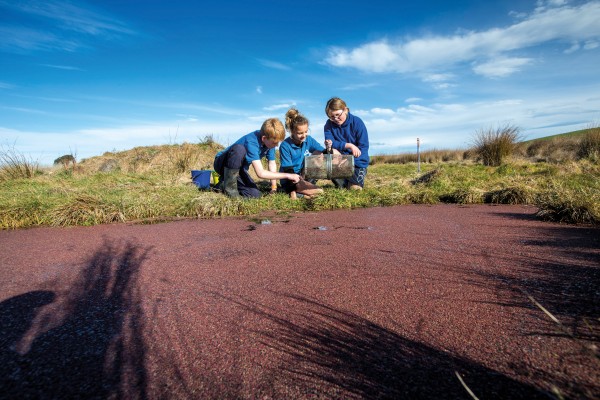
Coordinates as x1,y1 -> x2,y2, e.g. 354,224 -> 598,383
324,112 -> 370,168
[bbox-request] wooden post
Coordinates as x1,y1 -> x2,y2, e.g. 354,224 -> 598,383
417,138 -> 421,173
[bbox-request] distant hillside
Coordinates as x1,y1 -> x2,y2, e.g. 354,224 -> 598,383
521,128 -> 592,143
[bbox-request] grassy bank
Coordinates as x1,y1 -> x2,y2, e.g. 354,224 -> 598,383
1,131 -> 599,229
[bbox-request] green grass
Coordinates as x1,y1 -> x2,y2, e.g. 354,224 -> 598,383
2,157 -> 598,229
1,129 -> 599,229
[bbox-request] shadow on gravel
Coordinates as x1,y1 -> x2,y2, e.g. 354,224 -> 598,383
0,239 -> 151,400
464,223 -> 600,399
476,222 -> 600,343
215,291 -> 551,400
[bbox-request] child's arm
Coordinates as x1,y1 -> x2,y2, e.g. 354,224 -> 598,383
251,160 -> 300,183
268,160 -> 278,191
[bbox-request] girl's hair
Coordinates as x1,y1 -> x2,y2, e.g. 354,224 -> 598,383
325,97 -> 348,115
284,108 -> 309,133
260,118 -> 286,142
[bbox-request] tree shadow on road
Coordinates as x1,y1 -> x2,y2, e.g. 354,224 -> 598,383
0,239 -> 151,400
214,291 -> 552,400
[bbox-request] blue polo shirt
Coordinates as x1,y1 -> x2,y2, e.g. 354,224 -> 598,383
279,135 -> 325,174
219,130 -> 276,171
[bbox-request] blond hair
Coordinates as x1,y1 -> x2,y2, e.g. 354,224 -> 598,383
284,108 -> 309,133
260,118 -> 286,142
325,97 -> 348,115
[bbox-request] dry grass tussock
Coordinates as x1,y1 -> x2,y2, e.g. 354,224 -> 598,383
50,195 -> 125,226
0,145 -> 40,181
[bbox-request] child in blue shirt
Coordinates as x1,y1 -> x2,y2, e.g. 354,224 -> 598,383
213,118 -> 300,198
279,108 -> 324,199
324,97 -> 370,190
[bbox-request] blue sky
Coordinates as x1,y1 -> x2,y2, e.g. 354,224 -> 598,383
1,0 -> 599,165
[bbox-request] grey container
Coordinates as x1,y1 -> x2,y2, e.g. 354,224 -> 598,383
303,154 -> 354,180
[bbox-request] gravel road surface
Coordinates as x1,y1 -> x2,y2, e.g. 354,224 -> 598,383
1,204 -> 598,399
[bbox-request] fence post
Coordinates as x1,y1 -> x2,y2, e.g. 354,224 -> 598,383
417,138 -> 421,173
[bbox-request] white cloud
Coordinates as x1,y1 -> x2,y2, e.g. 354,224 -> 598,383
257,58 -> 291,70
0,81 -> 15,89
339,82 -> 379,91
256,86 -> 263,94
371,108 -> 396,116
564,41 -> 581,53
0,118 -> 258,165
2,0 -> 134,36
324,1 -> 600,78
40,64 -> 84,71
472,57 -> 533,78
584,40 -> 599,50
0,25 -> 80,52
422,73 -> 454,82
355,88 -> 600,153
405,97 -> 422,103
263,103 -> 293,111
0,0 -> 135,53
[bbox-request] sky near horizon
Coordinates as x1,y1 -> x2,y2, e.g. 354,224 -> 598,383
1,0 -> 600,165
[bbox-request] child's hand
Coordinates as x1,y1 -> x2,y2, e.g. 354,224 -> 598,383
347,143 -> 361,157
288,173 -> 301,183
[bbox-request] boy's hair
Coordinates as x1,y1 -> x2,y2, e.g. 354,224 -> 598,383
285,108 -> 309,133
261,118 -> 286,142
325,97 -> 348,115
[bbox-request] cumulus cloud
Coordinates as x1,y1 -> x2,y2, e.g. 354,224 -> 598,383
324,1 -> 600,78
353,88 -> 599,153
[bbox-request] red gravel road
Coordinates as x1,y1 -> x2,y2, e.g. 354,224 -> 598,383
0,204 -> 599,399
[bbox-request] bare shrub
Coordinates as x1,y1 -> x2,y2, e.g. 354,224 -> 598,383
525,141 -> 545,158
472,124 -> 522,166
198,134 -> 218,147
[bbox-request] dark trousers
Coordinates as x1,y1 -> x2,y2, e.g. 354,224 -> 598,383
333,167 -> 368,188
213,144 -> 261,198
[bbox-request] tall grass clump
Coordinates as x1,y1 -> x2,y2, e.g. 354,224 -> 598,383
577,125 -> 600,161
0,145 -> 40,181
472,124 -> 521,166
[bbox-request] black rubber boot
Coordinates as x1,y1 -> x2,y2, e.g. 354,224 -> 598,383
332,178 -> 346,189
222,167 -> 241,198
